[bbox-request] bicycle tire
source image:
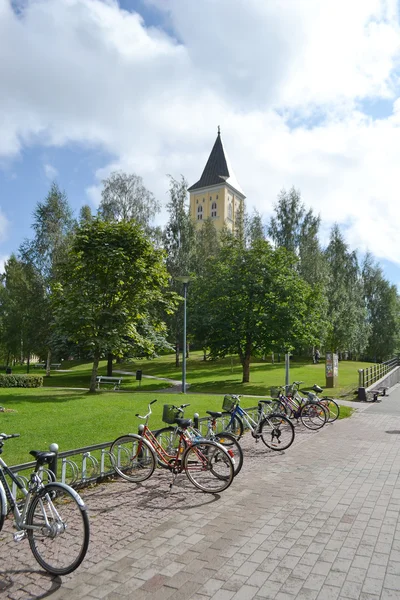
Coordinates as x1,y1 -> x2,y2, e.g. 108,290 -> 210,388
183,441 -> 234,493
214,432 -> 244,476
300,402 -> 327,430
154,427 -> 187,468
110,434 -> 156,482
216,413 -> 244,438
259,414 -> 295,451
320,398 -> 340,422
27,483 -> 89,575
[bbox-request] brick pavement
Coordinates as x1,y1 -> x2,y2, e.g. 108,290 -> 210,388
2,393 -> 400,599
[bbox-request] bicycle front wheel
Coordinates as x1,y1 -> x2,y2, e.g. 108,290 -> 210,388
214,432 -> 244,476
27,483 -> 89,576
321,398 -> 340,422
260,414 -> 295,451
110,435 -> 156,482
183,441 -> 234,493
300,402 -> 328,430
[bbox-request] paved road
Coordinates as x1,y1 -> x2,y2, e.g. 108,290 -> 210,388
2,391 -> 400,599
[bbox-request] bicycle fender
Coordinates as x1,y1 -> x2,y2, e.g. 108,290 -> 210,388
39,482 -> 87,509
0,480 -> 7,517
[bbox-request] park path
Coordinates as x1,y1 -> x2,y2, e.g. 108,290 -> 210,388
2,388 -> 400,599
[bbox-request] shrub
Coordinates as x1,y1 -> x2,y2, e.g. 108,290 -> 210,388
0,374 -> 43,388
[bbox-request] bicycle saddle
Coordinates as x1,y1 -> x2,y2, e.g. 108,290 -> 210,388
258,400 -> 272,404
175,418 -> 192,429
312,384 -> 323,393
29,450 -> 56,464
206,411 -> 222,418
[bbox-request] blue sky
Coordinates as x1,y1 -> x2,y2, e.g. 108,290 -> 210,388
1,0 -> 400,288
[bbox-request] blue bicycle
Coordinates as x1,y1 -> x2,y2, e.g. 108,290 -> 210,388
217,395 -> 295,451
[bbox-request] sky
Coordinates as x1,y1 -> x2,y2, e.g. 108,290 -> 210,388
1,0 -> 400,286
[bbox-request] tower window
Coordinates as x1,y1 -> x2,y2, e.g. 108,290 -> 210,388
211,202 -> 217,218
197,206 -> 203,220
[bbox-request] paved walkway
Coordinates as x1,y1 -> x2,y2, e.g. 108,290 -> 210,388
3,391 -> 400,599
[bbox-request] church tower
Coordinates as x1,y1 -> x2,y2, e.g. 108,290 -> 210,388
188,128 -> 245,232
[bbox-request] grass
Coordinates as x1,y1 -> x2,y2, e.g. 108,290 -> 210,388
1,351 -> 363,465
2,387 -> 353,466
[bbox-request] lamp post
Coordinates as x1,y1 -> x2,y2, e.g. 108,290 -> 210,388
176,276 -> 190,393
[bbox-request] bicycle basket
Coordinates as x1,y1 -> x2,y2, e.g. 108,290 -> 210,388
162,404 -> 180,424
222,395 -> 237,412
270,386 -> 280,398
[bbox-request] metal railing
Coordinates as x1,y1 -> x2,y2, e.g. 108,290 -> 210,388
358,357 -> 400,389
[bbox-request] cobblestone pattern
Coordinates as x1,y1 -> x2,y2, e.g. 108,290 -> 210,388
2,405 -> 400,599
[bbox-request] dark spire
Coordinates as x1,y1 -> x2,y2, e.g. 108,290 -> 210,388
188,130 -> 230,192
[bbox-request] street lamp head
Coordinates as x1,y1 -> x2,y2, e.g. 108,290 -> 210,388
176,275 -> 191,284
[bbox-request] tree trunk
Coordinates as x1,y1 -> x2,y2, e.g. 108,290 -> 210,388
242,353 -> 251,383
90,353 -> 100,393
203,348 -> 207,361
46,349 -> 51,377
186,343 -> 189,359
175,343 -> 180,367
107,353 -> 113,377
27,354 -> 30,374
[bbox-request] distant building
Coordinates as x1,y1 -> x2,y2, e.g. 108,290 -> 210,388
188,128 -> 245,232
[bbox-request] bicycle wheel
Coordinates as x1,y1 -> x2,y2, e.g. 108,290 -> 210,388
214,432 -> 244,476
0,485 -> 5,533
215,413 -> 244,438
154,427 -> 186,468
321,398 -> 340,422
259,414 -> 295,451
26,483 -> 89,576
300,402 -> 327,430
110,435 -> 156,482
183,441 -> 234,493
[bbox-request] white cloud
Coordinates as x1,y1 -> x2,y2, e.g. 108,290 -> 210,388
0,208 -> 9,243
0,254 -> 8,274
1,0 -> 400,270
44,163 -> 58,179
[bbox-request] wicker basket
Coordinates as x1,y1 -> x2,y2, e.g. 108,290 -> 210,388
222,395 -> 237,412
162,404 -> 180,424
270,386 -> 280,398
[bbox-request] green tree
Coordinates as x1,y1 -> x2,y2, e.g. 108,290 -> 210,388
19,183 -> 74,374
0,256 -> 47,369
52,219 -> 177,392
362,253 -> 400,361
98,171 -> 160,234
324,225 -> 369,356
190,238 -> 321,383
162,176 -> 196,366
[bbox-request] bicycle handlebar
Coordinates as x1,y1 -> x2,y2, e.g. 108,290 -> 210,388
135,399 -> 158,419
0,433 -> 20,440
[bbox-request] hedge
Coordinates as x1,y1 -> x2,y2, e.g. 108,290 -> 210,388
0,374 -> 43,388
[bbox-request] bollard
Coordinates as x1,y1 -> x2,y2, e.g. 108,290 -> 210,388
193,413 -> 199,430
49,443 -> 59,480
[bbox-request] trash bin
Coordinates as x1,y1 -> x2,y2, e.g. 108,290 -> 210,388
5,367 -> 11,374
136,370 -> 142,381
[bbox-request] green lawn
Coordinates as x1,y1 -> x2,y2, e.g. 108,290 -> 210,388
1,351 -> 363,465
2,386 -> 352,466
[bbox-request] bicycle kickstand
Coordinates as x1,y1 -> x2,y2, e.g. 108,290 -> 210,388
169,471 -> 178,492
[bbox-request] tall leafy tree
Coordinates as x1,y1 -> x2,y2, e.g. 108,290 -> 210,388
325,225 -> 369,356
362,253 -> 400,361
162,176 -> 196,365
190,237 -> 321,383
19,183 -> 74,373
0,255 -> 47,369
98,171 -> 160,234
52,218 -> 177,392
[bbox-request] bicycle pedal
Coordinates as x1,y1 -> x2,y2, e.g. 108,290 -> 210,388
13,530 -> 27,542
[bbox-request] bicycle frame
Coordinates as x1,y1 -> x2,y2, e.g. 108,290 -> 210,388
227,404 -> 260,432
140,424 -> 186,470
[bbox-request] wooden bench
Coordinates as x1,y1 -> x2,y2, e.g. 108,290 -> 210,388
96,376 -> 123,390
372,386 -> 389,401
51,363 -> 62,370
34,363 -> 46,369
